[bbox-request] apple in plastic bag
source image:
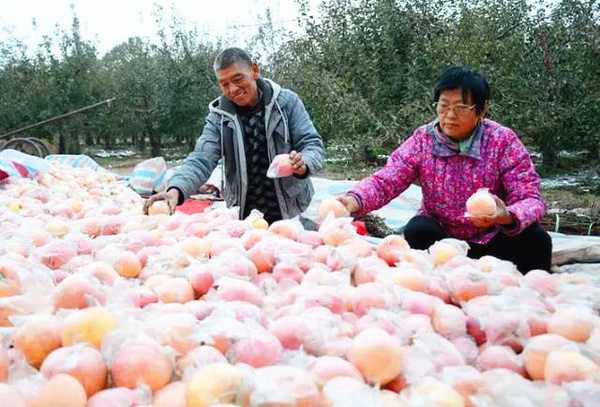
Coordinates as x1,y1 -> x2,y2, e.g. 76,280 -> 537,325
466,188 -> 497,217
266,154 -> 294,178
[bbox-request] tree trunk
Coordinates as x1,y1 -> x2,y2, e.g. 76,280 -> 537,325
147,117 -> 160,157
68,116 -> 82,154
58,125 -> 66,154
104,129 -> 112,150
139,130 -> 146,150
68,130 -> 81,154
85,122 -> 93,146
542,144 -> 558,168
537,13 -> 558,170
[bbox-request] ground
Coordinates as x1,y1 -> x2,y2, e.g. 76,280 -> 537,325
542,189 -> 600,235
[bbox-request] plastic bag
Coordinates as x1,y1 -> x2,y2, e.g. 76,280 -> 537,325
317,198 -> 350,222
45,154 -> 106,172
128,157 -> 167,196
429,238 -> 470,267
248,365 -> 320,406
465,187 -> 497,217
266,154 -> 294,178
0,149 -> 51,180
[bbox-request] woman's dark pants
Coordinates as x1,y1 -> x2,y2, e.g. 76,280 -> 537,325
403,215 -> 552,274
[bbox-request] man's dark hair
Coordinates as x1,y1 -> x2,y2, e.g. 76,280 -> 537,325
213,47 -> 253,71
434,66 -> 490,115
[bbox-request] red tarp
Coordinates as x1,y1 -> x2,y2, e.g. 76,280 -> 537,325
176,199 -> 214,214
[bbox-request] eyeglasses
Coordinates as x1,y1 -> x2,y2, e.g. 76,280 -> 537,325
432,102 -> 476,116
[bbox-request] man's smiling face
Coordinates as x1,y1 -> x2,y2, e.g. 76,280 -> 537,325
216,61 -> 260,107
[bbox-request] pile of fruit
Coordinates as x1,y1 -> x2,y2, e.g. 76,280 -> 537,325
0,162 -> 599,407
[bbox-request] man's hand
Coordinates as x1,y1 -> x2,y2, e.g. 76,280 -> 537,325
336,194 -> 360,215
198,183 -> 221,198
469,195 -> 515,228
289,150 -> 307,176
143,188 -> 180,215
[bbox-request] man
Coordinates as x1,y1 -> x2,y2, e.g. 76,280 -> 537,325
143,48 -> 325,225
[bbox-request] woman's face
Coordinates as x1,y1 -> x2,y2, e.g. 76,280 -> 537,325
436,89 -> 482,140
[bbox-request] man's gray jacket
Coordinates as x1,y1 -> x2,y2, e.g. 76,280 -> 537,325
168,78 -> 325,219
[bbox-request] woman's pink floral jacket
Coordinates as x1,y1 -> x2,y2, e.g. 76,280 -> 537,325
348,119 -> 546,244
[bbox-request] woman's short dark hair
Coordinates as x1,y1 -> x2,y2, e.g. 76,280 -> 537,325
434,66 -> 490,115
213,48 -> 253,72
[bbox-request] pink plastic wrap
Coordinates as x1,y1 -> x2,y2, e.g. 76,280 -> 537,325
40,343 -> 108,397
321,376 -> 383,406
175,345 -> 227,381
440,365 -> 483,406
412,333 -> 465,372
472,368 -> 550,407
429,238 -> 470,267
402,377 -> 466,407
0,383 -> 29,407
206,249 -> 258,281
317,198 -> 350,222
248,365 -> 320,406
87,387 -> 150,407
230,331 -> 284,368
465,187 -> 497,217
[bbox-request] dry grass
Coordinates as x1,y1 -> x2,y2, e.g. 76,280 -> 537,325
542,189 -> 600,235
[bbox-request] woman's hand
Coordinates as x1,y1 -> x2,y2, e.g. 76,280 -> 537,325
469,195 -> 515,228
336,194 -> 360,215
289,150 -> 307,176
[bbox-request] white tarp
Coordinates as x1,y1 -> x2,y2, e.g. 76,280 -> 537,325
550,233 -> 600,265
304,177 -> 422,231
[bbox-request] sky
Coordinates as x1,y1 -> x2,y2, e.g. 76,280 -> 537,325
0,0 -> 322,56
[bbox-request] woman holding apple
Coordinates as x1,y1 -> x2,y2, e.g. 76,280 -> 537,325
338,66 -> 552,274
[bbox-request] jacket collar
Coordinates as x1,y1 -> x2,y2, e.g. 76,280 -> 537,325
429,119 -> 484,160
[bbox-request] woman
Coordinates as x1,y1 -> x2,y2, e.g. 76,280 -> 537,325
338,66 -> 552,273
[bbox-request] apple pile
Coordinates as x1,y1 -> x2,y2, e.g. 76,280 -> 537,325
0,161 -> 599,407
